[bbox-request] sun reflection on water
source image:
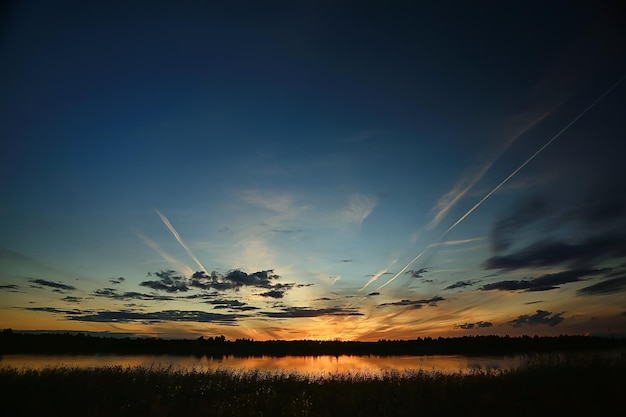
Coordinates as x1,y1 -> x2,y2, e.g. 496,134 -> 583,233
0,353 -> 526,376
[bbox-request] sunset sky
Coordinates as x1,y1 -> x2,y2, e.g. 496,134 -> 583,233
2,1 -> 626,341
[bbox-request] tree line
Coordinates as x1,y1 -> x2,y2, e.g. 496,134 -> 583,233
1,329 -> 624,357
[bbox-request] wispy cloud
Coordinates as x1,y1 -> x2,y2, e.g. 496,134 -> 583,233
239,189 -> 298,213
342,193 -> 379,228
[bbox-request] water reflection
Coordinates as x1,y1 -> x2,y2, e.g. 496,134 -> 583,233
0,353 -> 527,376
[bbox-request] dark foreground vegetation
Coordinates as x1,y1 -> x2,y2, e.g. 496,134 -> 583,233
2,329 -> 625,356
1,352 -> 624,417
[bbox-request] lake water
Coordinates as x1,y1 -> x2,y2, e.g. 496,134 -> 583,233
0,353 -> 530,376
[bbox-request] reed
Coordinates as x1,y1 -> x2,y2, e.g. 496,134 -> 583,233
1,351 -> 624,416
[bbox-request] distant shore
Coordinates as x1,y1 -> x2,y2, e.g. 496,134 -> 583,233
2,329 -> 624,357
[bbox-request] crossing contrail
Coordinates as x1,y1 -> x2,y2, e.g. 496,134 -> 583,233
439,74 -> 626,240
376,74 -> 626,291
155,209 -> 208,273
427,105 -> 557,230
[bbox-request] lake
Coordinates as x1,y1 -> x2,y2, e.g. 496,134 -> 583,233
1,353 -> 532,376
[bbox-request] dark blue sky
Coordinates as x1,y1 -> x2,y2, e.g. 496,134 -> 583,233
2,1 -> 626,340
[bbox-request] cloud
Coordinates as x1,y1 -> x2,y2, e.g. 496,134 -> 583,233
342,193 -> 378,227
454,321 -> 493,330
367,292 -> 380,297
29,279 -> 76,291
205,298 -> 253,310
577,276 -> 626,296
93,288 -> 175,301
483,235 -> 626,270
379,296 -> 444,309
140,270 -> 189,293
0,284 -> 19,292
490,197 -> 549,252
190,269 -> 282,291
405,268 -> 428,278
443,280 -> 477,290
65,309 -> 239,325
62,296 -> 82,303
260,306 -> 363,318
24,307 -> 90,315
259,290 -> 285,298
507,310 -> 564,327
239,189 -> 297,213
481,268 -> 605,292
109,277 -> 125,285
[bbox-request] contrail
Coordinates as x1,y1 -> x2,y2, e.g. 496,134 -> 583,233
375,249 -> 426,290
376,74 -> 625,291
427,106 -> 557,230
155,209 -> 208,273
439,74 -> 626,240
134,230 -> 195,277
359,258 -> 398,291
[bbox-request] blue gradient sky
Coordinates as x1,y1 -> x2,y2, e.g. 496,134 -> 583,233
2,1 -> 626,340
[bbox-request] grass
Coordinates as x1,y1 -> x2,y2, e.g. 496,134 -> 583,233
1,352 -> 625,417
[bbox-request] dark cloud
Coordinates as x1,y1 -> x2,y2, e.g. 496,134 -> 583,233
93,288 -> 174,301
483,235 -> 626,270
577,276 -> 626,296
481,268 -> 605,292
62,296 -> 82,303
66,309 -> 239,325
189,269 -> 280,291
259,290 -> 285,298
0,284 -> 19,292
405,268 -> 428,278
443,280 -> 477,290
339,259 -> 353,263
206,299 -> 248,309
24,307 -> 90,315
213,304 -> 260,311
179,293 -> 219,300
367,292 -> 380,297
454,321 -> 493,330
490,197 -> 549,253
260,306 -> 363,318
507,310 -> 564,328
109,277 -> 125,285
379,296 -> 444,309
141,270 -> 189,293
558,185 -> 626,229
29,279 -> 76,291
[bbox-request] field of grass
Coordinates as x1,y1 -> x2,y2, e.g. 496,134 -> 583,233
1,352 -> 624,417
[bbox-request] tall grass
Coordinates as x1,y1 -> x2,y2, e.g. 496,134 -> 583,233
1,352 -> 624,417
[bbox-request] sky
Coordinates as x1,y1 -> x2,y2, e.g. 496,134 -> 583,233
2,1 -> 626,341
